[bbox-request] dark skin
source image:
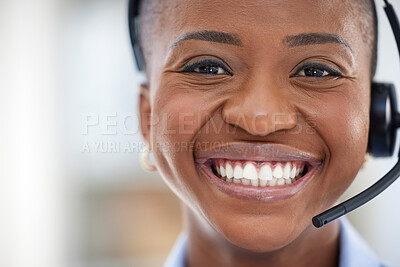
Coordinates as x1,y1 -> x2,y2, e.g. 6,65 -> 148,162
139,0 -> 372,266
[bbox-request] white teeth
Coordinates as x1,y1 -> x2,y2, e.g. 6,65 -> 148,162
283,163 -> 291,179
277,178 -> 285,186
290,166 -> 296,179
243,163 -> 258,180
296,167 -> 300,176
273,164 -> 283,179
214,160 -> 308,188
250,178 -> 259,186
259,165 -> 273,181
259,179 -> 267,187
233,165 -> 244,179
226,163 -> 234,179
233,178 -> 241,183
220,166 -> 226,177
241,179 -> 250,185
243,163 -> 258,187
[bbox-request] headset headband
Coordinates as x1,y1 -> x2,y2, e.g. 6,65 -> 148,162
128,0 -> 145,71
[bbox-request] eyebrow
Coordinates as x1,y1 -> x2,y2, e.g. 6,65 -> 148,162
169,31 -> 353,54
169,30 -> 243,49
283,33 -> 353,52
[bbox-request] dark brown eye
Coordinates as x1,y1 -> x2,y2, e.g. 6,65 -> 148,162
195,65 -> 225,74
302,68 -> 328,77
293,63 -> 342,78
182,59 -> 232,76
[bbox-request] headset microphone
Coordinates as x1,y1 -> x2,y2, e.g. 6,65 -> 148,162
128,0 -> 400,228
313,0 -> 400,228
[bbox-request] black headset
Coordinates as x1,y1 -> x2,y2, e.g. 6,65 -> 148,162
128,0 -> 400,228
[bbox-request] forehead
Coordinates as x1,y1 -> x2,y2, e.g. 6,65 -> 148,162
147,0 -> 367,75
156,0 -> 361,45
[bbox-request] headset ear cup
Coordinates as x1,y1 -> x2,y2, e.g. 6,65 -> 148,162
368,82 -> 398,157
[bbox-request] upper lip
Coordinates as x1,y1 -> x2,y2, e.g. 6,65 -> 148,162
194,142 -> 322,166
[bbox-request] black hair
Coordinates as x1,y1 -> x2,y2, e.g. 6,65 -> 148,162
358,0 -> 379,78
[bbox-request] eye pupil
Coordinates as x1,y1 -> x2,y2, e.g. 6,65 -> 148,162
199,65 -> 219,74
304,68 -> 324,77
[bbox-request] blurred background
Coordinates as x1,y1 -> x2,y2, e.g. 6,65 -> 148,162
1,0 -> 400,266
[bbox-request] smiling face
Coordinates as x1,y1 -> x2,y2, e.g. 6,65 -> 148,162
139,0 -> 372,253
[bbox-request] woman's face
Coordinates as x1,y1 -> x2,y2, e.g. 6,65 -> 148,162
140,0 -> 371,252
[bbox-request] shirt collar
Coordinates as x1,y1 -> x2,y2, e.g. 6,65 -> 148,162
163,230 -> 188,267
163,217 -> 383,267
338,217 -> 382,267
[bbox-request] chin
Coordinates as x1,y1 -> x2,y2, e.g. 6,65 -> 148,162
207,206 -> 310,253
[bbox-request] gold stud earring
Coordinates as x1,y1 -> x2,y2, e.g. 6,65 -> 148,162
362,153 -> 371,168
140,144 -> 157,172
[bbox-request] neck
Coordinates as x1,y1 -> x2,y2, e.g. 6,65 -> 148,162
182,204 -> 340,267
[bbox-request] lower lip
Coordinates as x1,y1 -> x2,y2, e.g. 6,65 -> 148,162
197,162 -> 320,202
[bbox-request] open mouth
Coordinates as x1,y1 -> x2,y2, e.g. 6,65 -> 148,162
195,143 -> 322,201
206,159 -> 310,187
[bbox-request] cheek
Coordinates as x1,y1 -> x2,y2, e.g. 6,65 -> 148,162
322,95 -> 369,154
151,89 -> 212,152
150,77 -> 230,151
149,86 -> 223,209
314,89 -> 369,200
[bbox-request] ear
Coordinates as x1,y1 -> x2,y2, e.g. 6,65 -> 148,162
139,83 -> 152,147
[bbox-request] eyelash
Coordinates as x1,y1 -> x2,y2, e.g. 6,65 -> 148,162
182,59 -> 233,76
291,62 -> 343,78
182,59 -> 342,78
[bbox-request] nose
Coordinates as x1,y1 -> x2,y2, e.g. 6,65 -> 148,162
222,75 -> 298,136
